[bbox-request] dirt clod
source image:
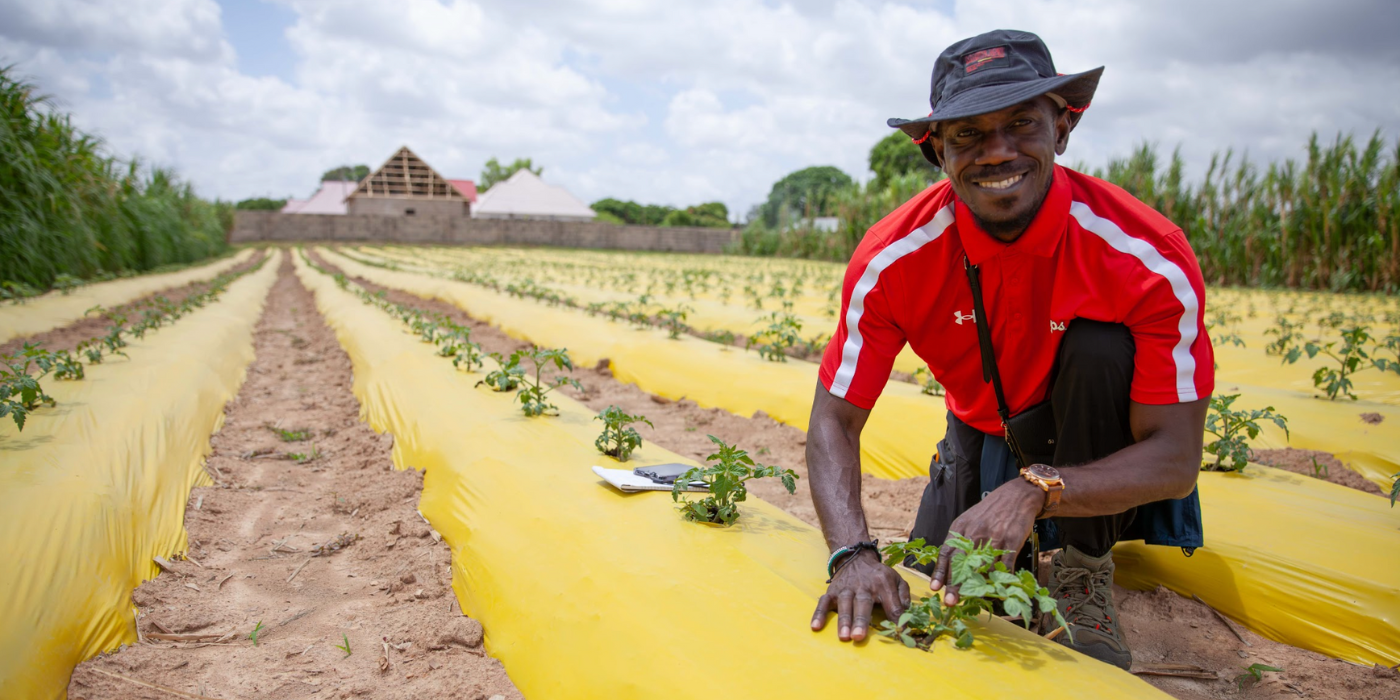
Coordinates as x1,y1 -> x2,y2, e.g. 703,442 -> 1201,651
436,618 -> 485,649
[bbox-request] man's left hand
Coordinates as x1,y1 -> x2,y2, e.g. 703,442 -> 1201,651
928,477 -> 1043,605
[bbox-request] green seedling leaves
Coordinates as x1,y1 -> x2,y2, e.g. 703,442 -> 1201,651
671,435 -> 798,526
268,426 -> 313,442
913,366 -> 945,396
594,405 -> 652,462
477,347 -> 581,417
875,535 -> 1068,652
335,633 -> 352,657
1202,394 -> 1289,472
1235,663 -> 1282,690
1283,324 -> 1387,400
746,311 -> 803,362
249,620 -> 264,646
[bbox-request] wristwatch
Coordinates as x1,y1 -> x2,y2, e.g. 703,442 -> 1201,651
1019,464 -> 1064,518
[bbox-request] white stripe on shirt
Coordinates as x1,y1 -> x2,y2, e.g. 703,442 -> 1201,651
1069,201 -> 1201,402
830,205 -> 956,400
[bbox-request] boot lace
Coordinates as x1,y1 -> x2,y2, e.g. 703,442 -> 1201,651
1053,566 -> 1117,635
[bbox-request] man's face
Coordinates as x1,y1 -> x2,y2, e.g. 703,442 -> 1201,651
930,97 -> 1070,241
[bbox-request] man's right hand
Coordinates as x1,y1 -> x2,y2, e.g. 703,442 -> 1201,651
810,550 -> 911,642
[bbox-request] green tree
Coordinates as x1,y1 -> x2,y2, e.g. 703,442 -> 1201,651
758,166 -> 854,228
481,157 -> 543,191
661,202 -> 729,228
320,164 -> 370,182
235,197 -> 288,211
869,132 -> 942,192
590,198 -> 680,226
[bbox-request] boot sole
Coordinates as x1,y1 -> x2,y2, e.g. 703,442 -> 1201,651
1055,636 -> 1132,671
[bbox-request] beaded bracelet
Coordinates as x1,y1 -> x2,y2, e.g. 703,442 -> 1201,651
826,540 -> 880,583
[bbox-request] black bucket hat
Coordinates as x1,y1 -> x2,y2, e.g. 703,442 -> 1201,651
888,29 -> 1103,167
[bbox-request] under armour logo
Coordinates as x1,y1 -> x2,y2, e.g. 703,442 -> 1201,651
1050,320 -> 1067,332
954,310 -> 975,325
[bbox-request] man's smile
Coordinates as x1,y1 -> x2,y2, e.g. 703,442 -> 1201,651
973,172 -> 1026,191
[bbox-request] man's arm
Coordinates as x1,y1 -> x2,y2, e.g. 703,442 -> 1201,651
806,383 -> 911,642
928,396 -> 1209,604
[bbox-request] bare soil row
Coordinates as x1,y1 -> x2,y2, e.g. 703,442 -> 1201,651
69,257 -> 517,700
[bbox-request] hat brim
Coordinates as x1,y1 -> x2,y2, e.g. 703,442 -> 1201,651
888,66 -> 1103,147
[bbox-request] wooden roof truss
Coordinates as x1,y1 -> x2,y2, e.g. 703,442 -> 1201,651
352,146 -> 463,200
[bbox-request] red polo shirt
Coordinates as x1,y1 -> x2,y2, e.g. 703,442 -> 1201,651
818,165 -> 1214,435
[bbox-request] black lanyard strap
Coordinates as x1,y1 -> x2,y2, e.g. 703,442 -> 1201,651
962,255 -> 1011,426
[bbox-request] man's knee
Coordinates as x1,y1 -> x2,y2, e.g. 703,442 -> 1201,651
1058,319 -> 1134,382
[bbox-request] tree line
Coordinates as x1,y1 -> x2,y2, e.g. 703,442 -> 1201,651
733,129 -> 1400,293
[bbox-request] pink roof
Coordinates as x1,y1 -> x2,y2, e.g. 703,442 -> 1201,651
448,179 -> 478,203
289,180 -> 358,215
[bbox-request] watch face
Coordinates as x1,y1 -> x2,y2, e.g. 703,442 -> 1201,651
1028,464 -> 1061,481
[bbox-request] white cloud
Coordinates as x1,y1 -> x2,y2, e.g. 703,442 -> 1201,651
0,0 -> 1396,215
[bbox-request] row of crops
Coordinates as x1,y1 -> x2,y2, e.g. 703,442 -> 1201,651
3,244 -> 1396,699
346,244 -> 1400,484
0,252 -> 278,698
317,245 -> 1398,669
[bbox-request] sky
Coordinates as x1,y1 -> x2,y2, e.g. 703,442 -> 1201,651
1,0 -> 1398,219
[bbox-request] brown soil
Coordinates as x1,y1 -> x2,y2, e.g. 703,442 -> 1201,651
319,254 -> 1393,700
1252,448 -> 1383,496
0,251 -> 268,358
68,257 -> 517,700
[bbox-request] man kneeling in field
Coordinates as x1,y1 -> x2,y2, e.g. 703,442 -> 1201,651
806,29 -> 1213,670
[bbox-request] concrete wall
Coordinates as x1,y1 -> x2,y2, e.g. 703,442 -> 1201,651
347,197 -> 468,218
230,211 -> 738,254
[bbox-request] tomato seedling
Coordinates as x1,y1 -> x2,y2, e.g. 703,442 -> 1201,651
914,366 -> 945,396
1235,663 -> 1282,691
594,405 -> 652,462
671,435 -> 797,526
1264,315 -> 1305,358
1202,394 -> 1289,471
746,312 -> 802,362
877,536 -> 1067,651
1284,326 -> 1373,400
479,348 -> 582,417
656,305 -> 691,340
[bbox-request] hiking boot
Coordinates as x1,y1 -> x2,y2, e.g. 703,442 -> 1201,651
1049,545 -> 1132,670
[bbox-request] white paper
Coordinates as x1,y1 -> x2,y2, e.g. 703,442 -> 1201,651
592,466 -> 707,493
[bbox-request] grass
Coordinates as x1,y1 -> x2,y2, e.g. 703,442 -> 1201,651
269,426 -> 313,442
0,66 -> 229,294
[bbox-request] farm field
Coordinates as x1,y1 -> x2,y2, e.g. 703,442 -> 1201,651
1,244 -> 1396,700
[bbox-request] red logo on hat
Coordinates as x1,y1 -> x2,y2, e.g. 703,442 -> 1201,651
964,47 -> 1006,73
